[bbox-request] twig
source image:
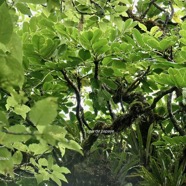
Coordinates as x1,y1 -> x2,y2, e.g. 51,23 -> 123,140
167,93 -> 185,136
61,70 -> 86,139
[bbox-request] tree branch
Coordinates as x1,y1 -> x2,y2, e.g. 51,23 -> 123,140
150,86 -> 177,110
126,66 -> 150,93
61,70 -> 86,139
141,0 -> 157,19
94,59 -> 99,80
167,93 -> 185,136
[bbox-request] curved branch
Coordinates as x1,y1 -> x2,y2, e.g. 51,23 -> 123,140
61,70 -> 86,139
150,86 -> 177,110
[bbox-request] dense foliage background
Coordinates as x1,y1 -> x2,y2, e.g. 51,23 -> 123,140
0,0 -> 186,185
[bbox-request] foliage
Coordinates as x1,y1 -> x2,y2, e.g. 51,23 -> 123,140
0,0 -> 186,185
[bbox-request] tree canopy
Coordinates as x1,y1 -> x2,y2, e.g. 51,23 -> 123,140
0,0 -> 186,185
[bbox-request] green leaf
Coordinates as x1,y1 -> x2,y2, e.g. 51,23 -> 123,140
0,111 -> 8,126
138,22 -> 147,32
52,164 -> 70,174
38,158 -> 48,167
0,148 -> 13,176
0,3 -> 13,44
7,33 -> 23,63
168,68 -> 186,87
123,18 -> 134,32
14,105 -> 30,119
29,97 -> 58,126
12,151 -> 23,164
15,3 -> 32,16
0,56 -> 24,89
51,171 -> 68,183
112,59 -> 126,69
91,29 -> 102,44
92,39 -> 108,53
29,143 -> 51,155
78,49 -> 91,60
102,78 -> 117,90
132,28 -> 145,47
16,0 -> 47,4
32,35 -> 45,52
50,174 -> 62,186
146,39 -> 160,50
59,139 -> 83,155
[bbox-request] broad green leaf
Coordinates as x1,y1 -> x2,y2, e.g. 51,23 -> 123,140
150,26 -> 159,35
138,22 -> 147,32
0,3 -> 13,44
102,78 -> 117,90
50,175 -> 61,186
78,49 -> 91,60
7,33 -> 23,63
92,39 -> 108,53
51,171 -> 68,183
91,29 -> 102,44
12,142 -> 28,152
100,89 -> 112,101
102,67 -> 114,76
29,97 -> 58,126
168,68 -> 186,87
0,148 -> 13,176
112,60 -> 126,69
29,143 -> 51,155
153,74 -> 174,86
0,56 -> 24,89
146,39 -> 161,50
52,164 -> 70,174
0,111 -> 8,126
12,151 -> 23,164
15,2 -> 32,16
14,104 -> 30,119
59,139 -> 83,155
38,158 -> 48,167
123,18 -> 133,32
40,39 -> 57,59
132,28 -> 145,47
32,35 -> 45,52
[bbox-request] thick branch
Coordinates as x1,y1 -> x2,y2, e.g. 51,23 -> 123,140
167,93 -> 185,136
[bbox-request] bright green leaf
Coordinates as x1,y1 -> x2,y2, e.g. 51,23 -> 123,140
29,97 -> 58,126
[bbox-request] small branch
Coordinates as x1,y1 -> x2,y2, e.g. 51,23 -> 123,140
60,0 -> 63,13
72,0 -> 95,15
2,129 -> 34,136
94,59 -> 99,80
61,70 -> 86,139
150,86 -> 177,110
141,0 -> 157,19
107,101 -> 116,120
126,66 -> 150,93
152,2 -> 166,13
167,93 -> 185,136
